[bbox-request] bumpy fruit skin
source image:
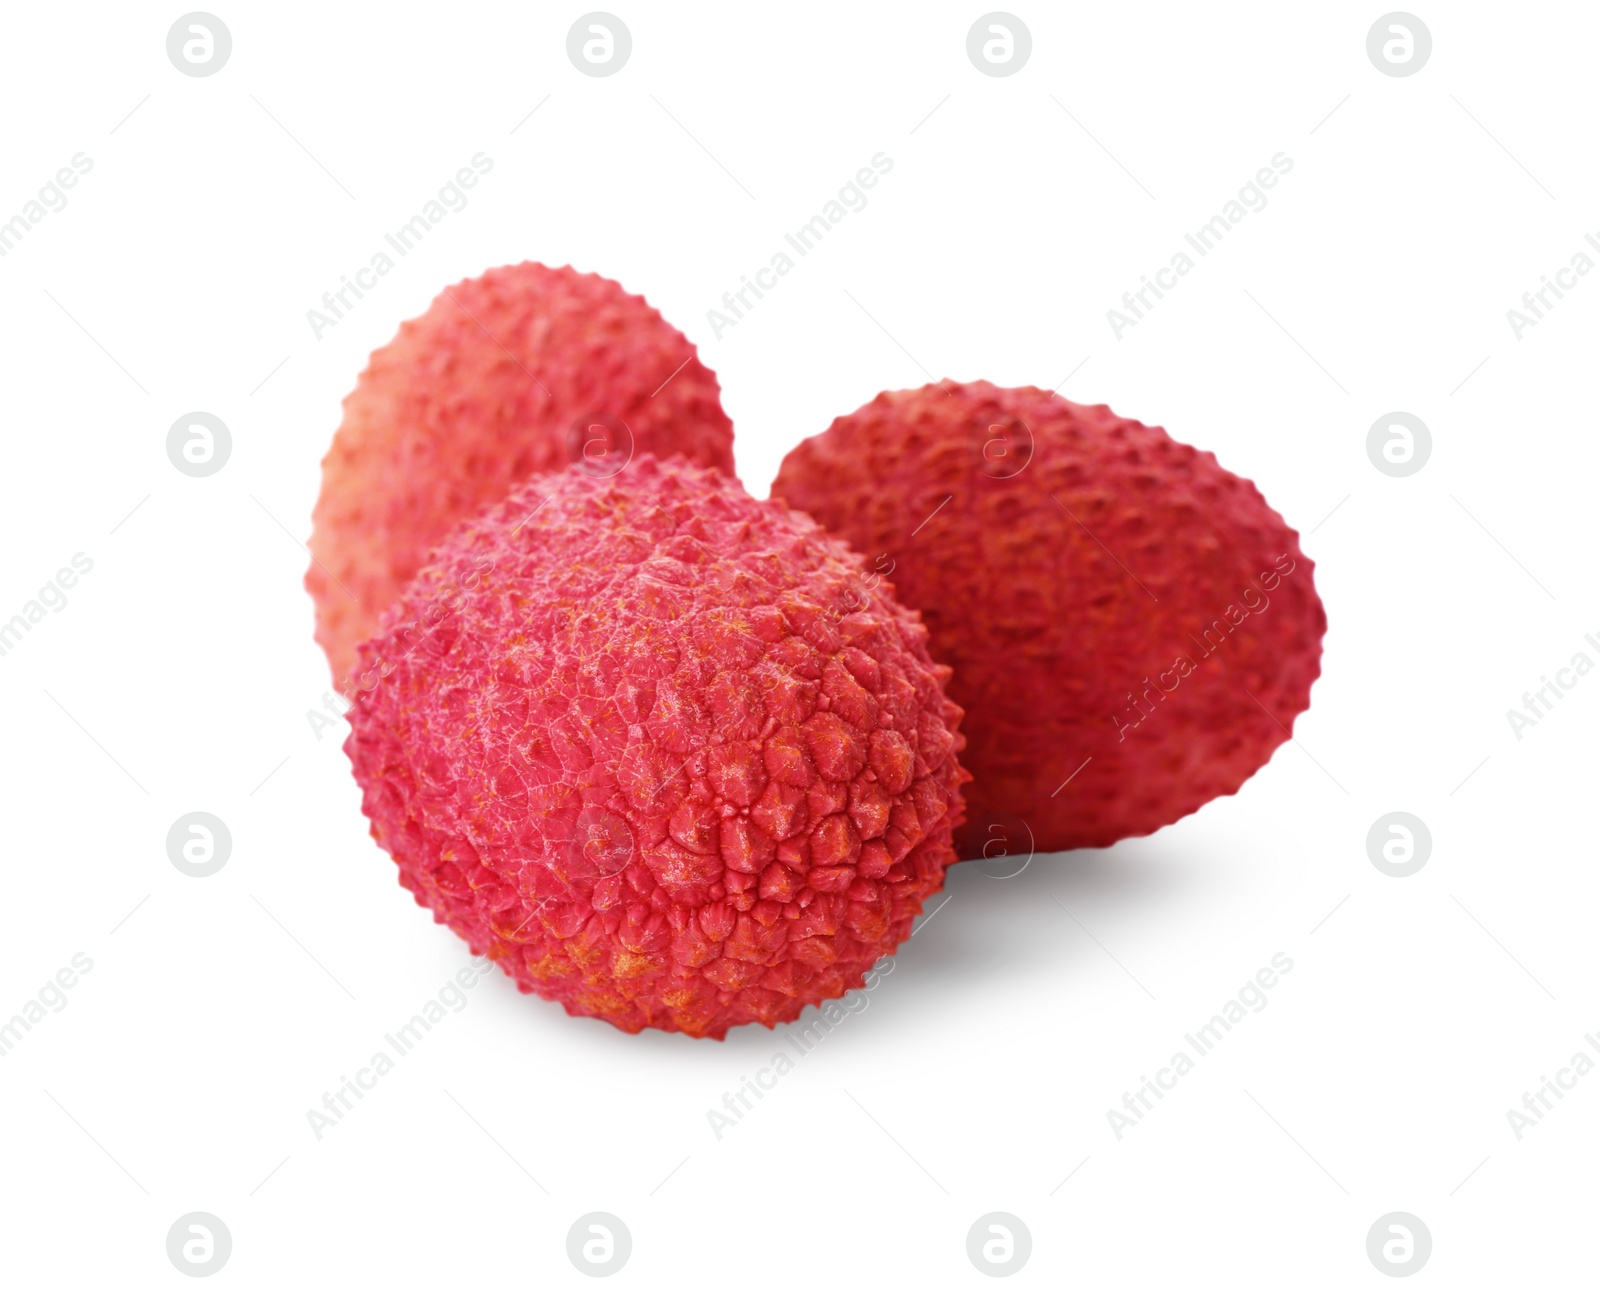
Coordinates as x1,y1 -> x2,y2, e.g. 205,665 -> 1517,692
307,262 -> 735,685
771,382 -> 1325,855
345,457 -> 967,1038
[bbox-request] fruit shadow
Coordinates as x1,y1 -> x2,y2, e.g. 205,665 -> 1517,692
468,837 -> 1202,1061
707,837 -> 1196,1058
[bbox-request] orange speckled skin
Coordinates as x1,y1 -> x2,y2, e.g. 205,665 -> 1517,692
771,383 -> 1325,855
345,458 -> 967,1038
307,263 -> 735,686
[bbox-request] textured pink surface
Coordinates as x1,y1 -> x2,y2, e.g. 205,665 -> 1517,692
307,262 -> 735,686
345,457 -> 968,1038
771,382 -> 1326,855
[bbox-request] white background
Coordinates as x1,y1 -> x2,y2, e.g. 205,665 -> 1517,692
1,1 -> 1595,1284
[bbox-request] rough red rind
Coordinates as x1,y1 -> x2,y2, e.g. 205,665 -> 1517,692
770,382 -> 1325,854
344,456 -> 968,1038
307,262 -> 735,685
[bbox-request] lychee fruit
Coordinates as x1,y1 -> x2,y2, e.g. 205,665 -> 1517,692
770,382 -> 1325,855
306,262 -> 735,686
344,456 -> 968,1038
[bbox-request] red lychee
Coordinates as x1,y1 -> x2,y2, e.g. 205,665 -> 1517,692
344,456 -> 967,1038
306,262 -> 735,686
770,382 -> 1325,854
